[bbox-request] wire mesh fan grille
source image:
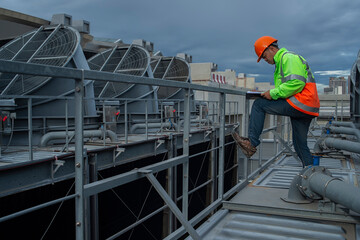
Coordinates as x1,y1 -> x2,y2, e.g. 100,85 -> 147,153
0,27 -> 79,95
152,57 -> 189,99
88,46 -> 149,98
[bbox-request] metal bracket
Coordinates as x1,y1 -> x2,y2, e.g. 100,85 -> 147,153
204,130 -> 212,140
52,159 -> 65,179
137,169 -> 152,174
115,147 -> 125,158
155,139 -> 165,150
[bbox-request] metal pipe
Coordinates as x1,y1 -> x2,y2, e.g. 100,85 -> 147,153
130,122 -> 178,134
331,121 -> 356,129
324,138 -> 360,154
39,129 -> 117,147
328,126 -> 360,141
309,172 -> 360,214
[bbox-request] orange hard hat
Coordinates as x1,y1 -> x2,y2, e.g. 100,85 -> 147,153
254,36 -> 278,62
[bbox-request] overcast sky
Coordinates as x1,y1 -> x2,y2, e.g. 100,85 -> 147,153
2,0 -> 360,90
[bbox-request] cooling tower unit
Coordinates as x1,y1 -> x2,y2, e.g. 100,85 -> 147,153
0,25 -> 98,146
150,56 -> 195,113
0,24 -> 96,116
87,44 -> 158,114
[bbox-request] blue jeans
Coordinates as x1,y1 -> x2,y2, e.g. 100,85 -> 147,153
248,98 -> 314,167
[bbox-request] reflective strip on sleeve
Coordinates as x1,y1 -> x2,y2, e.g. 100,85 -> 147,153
280,52 -> 315,83
282,74 -> 307,83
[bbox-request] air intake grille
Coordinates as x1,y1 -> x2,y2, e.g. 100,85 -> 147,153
0,26 -> 79,95
87,45 -> 149,98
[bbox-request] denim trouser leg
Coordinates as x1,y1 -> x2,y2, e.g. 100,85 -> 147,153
248,98 -> 314,167
290,117 -> 313,166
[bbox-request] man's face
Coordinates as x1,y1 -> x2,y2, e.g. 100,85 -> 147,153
261,47 -> 276,65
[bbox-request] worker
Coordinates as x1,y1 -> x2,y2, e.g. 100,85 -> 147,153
232,36 -> 320,167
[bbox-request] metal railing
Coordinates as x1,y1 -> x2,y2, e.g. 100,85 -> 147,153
0,60 -> 291,240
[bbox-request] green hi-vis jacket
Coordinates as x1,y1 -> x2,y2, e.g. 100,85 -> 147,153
269,48 -> 320,116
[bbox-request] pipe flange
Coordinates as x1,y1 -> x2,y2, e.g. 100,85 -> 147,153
298,166 -> 332,200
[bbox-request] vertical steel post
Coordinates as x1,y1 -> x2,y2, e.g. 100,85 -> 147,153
182,88 -> 190,219
75,71 -> 84,239
218,93 -> 225,198
65,99 -> 69,152
164,134 -> 174,236
102,102 -> 106,146
125,100 -> 128,144
209,127 -> 217,203
89,154 -> 99,240
145,100 -> 148,140
28,98 -> 33,161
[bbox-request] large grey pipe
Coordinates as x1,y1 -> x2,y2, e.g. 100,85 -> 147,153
328,126 -> 360,141
323,138 -> 360,154
309,172 -> 360,214
331,121 -> 356,128
40,130 -> 117,147
130,122 -> 178,134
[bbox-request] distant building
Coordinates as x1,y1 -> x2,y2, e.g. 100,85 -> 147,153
254,82 -> 274,92
329,77 -> 347,94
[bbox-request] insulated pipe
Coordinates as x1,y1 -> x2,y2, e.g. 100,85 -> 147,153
324,138 -> 360,154
331,121 -> 356,128
40,130 -> 117,147
309,172 -> 360,214
130,122 -> 178,134
328,126 -> 360,141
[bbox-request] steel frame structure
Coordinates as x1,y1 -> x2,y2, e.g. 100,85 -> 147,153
0,59 -> 291,239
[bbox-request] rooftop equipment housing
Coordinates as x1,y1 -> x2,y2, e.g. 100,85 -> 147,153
0,25 -> 97,145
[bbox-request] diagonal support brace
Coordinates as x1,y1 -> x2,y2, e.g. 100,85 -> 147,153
271,130 -> 302,164
144,173 -> 201,240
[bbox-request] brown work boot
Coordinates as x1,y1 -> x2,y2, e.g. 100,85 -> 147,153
231,131 -> 257,158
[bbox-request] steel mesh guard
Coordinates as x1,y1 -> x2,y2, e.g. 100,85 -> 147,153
0,26 -> 79,95
151,56 -> 190,99
87,45 -> 149,98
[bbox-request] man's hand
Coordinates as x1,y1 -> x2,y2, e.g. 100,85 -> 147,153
261,90 -> 272,100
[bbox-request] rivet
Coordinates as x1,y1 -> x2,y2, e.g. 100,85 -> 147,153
75,87 -> 81,92
75,163 -> 81,168
76,222 -> 81,227
303,175 -> 307,179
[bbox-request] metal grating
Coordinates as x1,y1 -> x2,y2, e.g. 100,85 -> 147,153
150,56 -> 190,99
0,26 -> 79,95
276,155 -> 348,169
199,212 -> 347,240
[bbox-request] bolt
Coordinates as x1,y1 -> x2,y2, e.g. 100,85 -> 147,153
303,175 -> 308,179
322,167 -> 325,171
302,186 -> 307,191
75,87 -> 81,92
75,163 -> 81,168
76,221 -> 81,227
184,138 -> 188,142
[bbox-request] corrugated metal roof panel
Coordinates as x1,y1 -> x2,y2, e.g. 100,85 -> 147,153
200,212 -> 346,240
276,156 -> 347,169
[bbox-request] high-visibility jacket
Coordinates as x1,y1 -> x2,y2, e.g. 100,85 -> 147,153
269,48 -> 320,116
